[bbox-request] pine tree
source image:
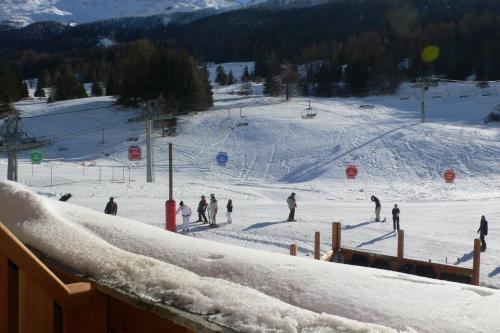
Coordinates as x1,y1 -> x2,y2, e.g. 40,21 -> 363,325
281,63 -> 300,100
91,80 -> 104,96
215,65 -> 228,85
263,55 -> 282,97
238,81 -> 253,98
315,63 -> 333,97
106,72 -> 119,96
227,70 -> 235,85
21,82 -> 29,98
34,78 -> 46,98
50,69 -> 88,102
241,65 -> 251,82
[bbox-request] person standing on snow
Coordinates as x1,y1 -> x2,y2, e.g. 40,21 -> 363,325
176,201 -> 192,232
197,195 -> 209,223
392,204 -> 400,232
477,215 -> 488,252
104,197 -> 118,215
287,192 -> 297,222
371,195 -> 382,222
226,199 -> 233,224
208,194 -> 218,226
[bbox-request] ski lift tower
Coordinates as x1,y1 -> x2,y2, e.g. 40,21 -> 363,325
1,114 -> 22,181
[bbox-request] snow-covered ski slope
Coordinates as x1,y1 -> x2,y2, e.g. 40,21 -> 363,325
3,63 -> 500,295
1,181 -> 500,333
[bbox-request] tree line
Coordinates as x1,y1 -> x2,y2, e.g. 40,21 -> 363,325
2,0 -> 500,99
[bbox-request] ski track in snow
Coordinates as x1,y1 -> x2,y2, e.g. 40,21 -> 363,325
5,68 -> 500,296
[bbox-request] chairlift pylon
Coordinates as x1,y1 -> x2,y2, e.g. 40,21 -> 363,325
301,100 -> 317,119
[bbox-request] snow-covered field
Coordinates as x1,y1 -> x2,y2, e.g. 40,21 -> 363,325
2,65 -> 500,331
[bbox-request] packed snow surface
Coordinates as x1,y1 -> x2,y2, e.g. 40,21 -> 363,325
2,63 -> 500,331
1,181 -> 500,333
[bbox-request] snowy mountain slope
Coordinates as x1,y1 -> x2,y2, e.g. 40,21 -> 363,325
0,0 -> 264,26
1,181 -> 499,333
0,0 -> 325,26
5,69 -> 500,294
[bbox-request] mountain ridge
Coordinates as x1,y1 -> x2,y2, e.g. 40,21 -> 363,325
0,0 -> 328,27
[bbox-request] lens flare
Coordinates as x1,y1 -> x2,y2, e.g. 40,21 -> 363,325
422,45 -> 440,63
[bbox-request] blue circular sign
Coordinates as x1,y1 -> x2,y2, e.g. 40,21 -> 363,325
216,152 -> 229,166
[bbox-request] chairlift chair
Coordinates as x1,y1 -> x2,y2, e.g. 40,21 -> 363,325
236,108 -> 249,127
301,101 -> 317,119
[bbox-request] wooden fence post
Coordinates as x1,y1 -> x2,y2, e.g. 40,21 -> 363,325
314,232 -> 320,260
397,230 -> 404,259
472,238 -> 481,285
332,222 -> 341,251
290,244 -> 297,256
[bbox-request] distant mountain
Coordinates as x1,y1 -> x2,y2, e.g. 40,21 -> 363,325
0,0 -> 328,27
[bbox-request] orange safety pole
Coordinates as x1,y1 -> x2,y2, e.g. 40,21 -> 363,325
290,244 -> 297,256
472,238 -> 481,285
314,232 -> 320,260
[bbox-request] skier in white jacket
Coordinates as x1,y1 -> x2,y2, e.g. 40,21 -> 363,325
208,194 -> 218,226
176,201 -> 192,232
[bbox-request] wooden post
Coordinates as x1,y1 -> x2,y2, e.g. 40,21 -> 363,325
472,238 -> 481,285
0,253 -> 8,333
397,230 -> 404,259
314,232 -> 320,260
290,244 -> 297,256
333,222 -> 341,251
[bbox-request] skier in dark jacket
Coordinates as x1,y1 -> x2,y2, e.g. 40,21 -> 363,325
371,195 -> 381,222
392,204 -> 400,232
197,195 -> 208,223
226,199 -> 233,224
287,193 -> 297,222
104,197 -> 118,215
477,215 -> 488,252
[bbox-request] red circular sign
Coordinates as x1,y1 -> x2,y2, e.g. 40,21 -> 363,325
444,169 -> 455,183
345,165 -> 358,179
128,146 -> 142,161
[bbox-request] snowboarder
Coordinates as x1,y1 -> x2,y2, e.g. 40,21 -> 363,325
477,215 -> 488,252
104,197 -> 117,215
371,195 -> 382,222
208,194 -> 218,226
392,204 -> 400,232
196,195 -> 209,223
287,192 -> 297,222
176,201 -> 192,232
226,199 -> 233,224
59,193 -> 72,202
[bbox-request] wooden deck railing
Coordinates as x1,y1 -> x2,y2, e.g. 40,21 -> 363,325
293,222 -> 481,285
0,223 -> 231,333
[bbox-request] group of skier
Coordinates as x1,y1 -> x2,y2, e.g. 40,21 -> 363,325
176,194 -> 233,232
369,195 -> 488,252
285,193 -> 489,252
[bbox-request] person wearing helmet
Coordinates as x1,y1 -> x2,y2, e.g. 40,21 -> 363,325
176,201 -> 192,232
477,215 -> 488,252
104,197 -> 117,215
287,192 -> 297,222
371,195 -> 381,222
392,204 -> 400,232
208,194 -> 218,226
